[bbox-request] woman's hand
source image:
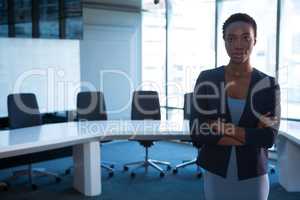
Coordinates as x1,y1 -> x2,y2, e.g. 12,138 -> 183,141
217,136 -> 244,146
209,119 -> 235,136
210,112 -> 278,146
258,112 -> 278,128
210,119 -> 245,144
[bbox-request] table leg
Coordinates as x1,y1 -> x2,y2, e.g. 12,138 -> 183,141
73,141 -> 101,196
277,136 -> 300,192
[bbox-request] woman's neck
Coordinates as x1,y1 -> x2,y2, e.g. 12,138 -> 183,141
226,61 -> 252,77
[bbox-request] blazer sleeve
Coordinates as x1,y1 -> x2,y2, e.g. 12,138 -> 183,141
244,78 -> 281,148
190,71 -> 223,145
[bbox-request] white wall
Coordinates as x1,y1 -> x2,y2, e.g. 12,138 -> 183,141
0,38 -> 80,117
80,8 -> 141,119
0,6 -> 141,119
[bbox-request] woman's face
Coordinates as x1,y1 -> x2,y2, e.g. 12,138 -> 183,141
224,21 -> 256,65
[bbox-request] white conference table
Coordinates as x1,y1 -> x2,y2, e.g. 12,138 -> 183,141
2,119 -> 299,195
277,120 -> 300,192
0,120 -> 190,196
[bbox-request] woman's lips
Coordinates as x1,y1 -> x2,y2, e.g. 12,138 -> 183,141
232,53 -> 244,58
232,52 -> 244,56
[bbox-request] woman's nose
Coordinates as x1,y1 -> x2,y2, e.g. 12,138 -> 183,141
232,38 -> 243,48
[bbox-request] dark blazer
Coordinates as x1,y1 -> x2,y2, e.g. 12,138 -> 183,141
190,66 -> 281,180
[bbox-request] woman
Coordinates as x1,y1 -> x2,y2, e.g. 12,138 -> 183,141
190,13 -> 281,200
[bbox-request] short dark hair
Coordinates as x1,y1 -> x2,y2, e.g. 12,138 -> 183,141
222,13 -> 257,39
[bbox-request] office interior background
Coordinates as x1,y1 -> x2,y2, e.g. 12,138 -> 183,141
1,0 -> 300,199
0,0 -> 299,122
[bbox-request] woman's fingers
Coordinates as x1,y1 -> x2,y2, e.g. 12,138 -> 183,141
263,112 -> 271,116
209,119 -> 236,136
258,115 -> 278,128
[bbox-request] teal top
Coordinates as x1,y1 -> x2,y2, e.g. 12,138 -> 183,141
204,96 -> 270,200
227,97 -> 246,125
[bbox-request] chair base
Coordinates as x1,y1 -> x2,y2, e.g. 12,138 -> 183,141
124,159 -> 171,177
65,161 -> 115,177
6,165 -> 61,190
11,168 -> 61,180
175,158 -> 197,169
101,161 -> 115,177
123,145 -> 171,177
269,163 -> 276,174
172,158 -> 202,178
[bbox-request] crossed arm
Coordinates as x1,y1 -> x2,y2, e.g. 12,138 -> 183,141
212,113 -> 278,146
191,72 -> 280,147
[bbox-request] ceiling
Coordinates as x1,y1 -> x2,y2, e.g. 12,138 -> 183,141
82,0 -> 142,8
82,0 -> 165,12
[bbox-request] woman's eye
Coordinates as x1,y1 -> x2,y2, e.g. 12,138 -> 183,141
243,36 -> 250,41
227,38 -> 233,42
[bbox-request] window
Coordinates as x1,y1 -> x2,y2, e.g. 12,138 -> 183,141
142,0 -> 166,106
39,0 -> 59,38
64,0 -> 82,39
141,0 -> 300,122
279,0 -> 300,119
0,0 -> 82,39
0,0 -> 8,37
217,0 -> 277,77
14,0 -> 32,38
167,108 -> 183,122
167,0 -> 215,112
142,0 -> 215,121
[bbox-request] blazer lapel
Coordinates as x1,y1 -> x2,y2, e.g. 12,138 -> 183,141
238,68 -> 260,127
218,66 -> 232,123
220,66 -> 261,126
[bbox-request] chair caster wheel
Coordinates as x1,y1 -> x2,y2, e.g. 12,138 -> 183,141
65,169 -> 71,175
108,172 -> 114,178
124,166 -> 129,171
160,172 -> 165,177
3,186 -> 8,191
172,169 -> 178,174
197,173 -> 202,178
0,183 -> 9,191
130,172 -> 136,178
167,166 -> 171,171
31,184 -> 37,190
1,181 -> 10,190
55,177 -> 62,183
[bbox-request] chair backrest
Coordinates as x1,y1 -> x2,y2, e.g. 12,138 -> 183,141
183,93 -> 193,120
7,93 -> 42,129
76,91 -> 107,121
131,91 -> 161,120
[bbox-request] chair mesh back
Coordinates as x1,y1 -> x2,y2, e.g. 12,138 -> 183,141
77,91 -> 107,121
183,93 -> 193,120
7,93 -> 42,129
131,91 -> 161,120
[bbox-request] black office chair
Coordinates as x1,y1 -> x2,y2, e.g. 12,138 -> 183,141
172,93 -> 202,178
76,91 -> 114,177
0,119 -> 9,191
123,91 -> 171,178
6,93 -> 61,190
